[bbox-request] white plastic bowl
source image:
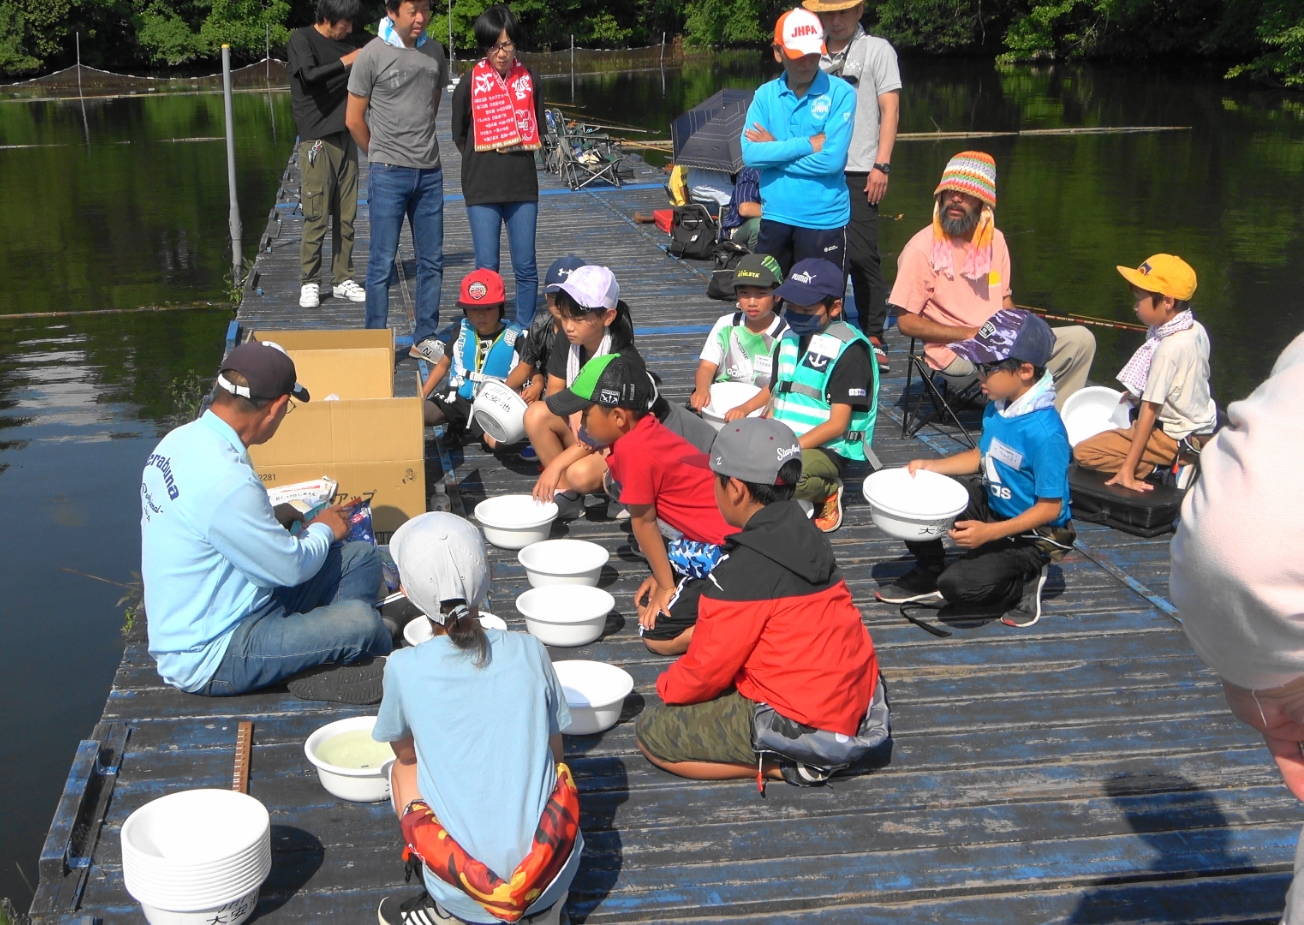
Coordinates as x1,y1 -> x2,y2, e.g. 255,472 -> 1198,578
701,382 -> 762,430
553,661 -> 634,735
475,495 -> 559,549
121,790 -> 270,912
139,886 -> 260,925
516,585 -> 614,647
473,379 -> 529,444
1061,385 -> 1131,446
862,468 -> 971,541
518,540 -> 610,588
304,716 -> 393,803
403,612 -> 506,646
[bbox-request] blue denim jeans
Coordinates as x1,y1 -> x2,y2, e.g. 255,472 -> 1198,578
366,163 -> 444,344
466,200 -> 539,327
201,543 -> 391,696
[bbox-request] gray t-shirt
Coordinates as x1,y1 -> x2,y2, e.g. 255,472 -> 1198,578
820,26 -> 901,173
347,36 -> 447,170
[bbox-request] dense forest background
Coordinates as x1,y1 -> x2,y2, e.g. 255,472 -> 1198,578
2,0 -> 1303,86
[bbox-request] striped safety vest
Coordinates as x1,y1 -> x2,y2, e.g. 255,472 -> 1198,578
713,312 -> 789,389
771,320 -> 878,461
448,318 -> 522,400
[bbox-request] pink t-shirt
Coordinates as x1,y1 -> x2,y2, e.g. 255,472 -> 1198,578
888,225 -> 1013,370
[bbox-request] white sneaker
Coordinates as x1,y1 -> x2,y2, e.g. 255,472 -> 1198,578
332,279 -> 365,302
299,283 -> 320,308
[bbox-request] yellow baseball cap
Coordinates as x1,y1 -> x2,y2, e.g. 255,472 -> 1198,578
1116,254 -> 1197,301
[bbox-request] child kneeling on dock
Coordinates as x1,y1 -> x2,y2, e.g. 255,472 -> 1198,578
1074,254 -> 1216,492
636,418 -> 889,788
374,512 -> 581,925
689,253 -> 789,413
420,269 -> 523,444
876,310 -> 1075,627
546,352 -> 733,657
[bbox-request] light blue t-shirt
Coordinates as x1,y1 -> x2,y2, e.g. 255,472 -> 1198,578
740,69 -> 856,230
979,402 -> 1072,527
373,630 -> 582,922
140,411 -> 334,691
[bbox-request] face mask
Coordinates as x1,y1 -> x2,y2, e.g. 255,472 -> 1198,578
577,423 -> 611,449
785,309 -> 826,336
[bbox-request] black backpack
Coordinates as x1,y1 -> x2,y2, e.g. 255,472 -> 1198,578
667,204 -> 718,260
706,240 -> 751,301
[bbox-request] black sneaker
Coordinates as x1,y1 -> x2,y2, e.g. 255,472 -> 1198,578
287,656 -> 386,705
378,890 -> 442,925
779,759 -> 832,787
1003,565 -> 1048,628
876,567 -> 944,604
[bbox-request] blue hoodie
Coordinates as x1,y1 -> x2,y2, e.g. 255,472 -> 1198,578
741,69 -> 856,230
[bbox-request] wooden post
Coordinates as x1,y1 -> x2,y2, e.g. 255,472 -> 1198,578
233,722 -> 253,793
222,45 -> 243,285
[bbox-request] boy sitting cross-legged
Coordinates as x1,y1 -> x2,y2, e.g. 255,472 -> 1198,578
544,352 -> 733,657
419,268 -> 523,442
635,417 -> 887,788
875,309 -> 1075,627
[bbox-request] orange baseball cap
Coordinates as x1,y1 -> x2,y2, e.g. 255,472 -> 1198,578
1116,254 -> 1197,301
774,8 -> 826,58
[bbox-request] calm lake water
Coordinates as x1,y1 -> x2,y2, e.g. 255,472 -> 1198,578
2,55 -> 1303,909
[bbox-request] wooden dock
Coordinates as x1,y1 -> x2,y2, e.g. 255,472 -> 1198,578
30,111 -> 1300,924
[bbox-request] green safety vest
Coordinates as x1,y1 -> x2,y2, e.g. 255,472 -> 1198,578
771,320 -> 878,461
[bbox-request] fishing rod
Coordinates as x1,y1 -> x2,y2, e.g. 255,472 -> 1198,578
1016,304 -> 1147,333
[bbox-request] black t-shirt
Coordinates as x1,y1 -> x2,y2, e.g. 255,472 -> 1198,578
545,333 -> 640,383
518,312 -> 558,371
288,26 -> 359,139
450,65 -> 547,206
770,338 -> 873,409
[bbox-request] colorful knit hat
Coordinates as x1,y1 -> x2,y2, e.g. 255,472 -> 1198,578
934,151 -> 997,208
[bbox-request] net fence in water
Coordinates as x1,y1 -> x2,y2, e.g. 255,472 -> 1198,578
2,40 -> 685,100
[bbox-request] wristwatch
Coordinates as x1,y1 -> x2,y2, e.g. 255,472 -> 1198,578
873,162 -> 891,175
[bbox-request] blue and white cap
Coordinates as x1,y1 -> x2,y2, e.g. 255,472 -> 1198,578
543,255 -> 587,294
951,309 -> 1054,367
773,258 -> 845,304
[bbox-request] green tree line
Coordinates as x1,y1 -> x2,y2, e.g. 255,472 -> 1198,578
2,0 -> 1303,85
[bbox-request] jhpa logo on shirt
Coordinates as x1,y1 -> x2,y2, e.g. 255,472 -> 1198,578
468,281 -> 488,301
809,96 -> 831,120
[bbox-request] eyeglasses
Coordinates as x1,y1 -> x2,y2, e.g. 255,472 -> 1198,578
489,41 -> 515,53
974,362 -> 1003,377
285,398 -> 297,414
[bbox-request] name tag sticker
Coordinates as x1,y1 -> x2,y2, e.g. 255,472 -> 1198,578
988,271 -> 1001,288
988,438 -> 1023,471
808,334 -> 840,359
753,355 -> 773,377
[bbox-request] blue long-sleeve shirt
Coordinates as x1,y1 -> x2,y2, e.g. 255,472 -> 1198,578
741,69 -> 856,230
140,411 -> 334,691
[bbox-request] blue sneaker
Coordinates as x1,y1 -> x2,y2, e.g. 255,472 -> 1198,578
519,446 -> 539,462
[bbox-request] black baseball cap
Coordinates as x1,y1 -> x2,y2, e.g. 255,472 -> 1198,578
732,253 -> 783,290
545,352 -> 653,417
218,341 -> 310,402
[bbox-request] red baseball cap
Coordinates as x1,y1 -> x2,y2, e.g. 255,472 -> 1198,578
457,268 -> 506,309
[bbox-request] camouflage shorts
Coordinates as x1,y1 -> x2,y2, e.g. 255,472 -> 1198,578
635,689 -> 757,765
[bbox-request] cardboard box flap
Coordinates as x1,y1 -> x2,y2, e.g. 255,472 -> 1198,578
251,328 -> 394,352
249,397 -> 424,467
286,347 -> 394,400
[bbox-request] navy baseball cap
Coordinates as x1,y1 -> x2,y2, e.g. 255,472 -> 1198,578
543,256 -> 587,294
952,309 -> 1054,367
218,341 -> 310,402
773,258 -> 845,304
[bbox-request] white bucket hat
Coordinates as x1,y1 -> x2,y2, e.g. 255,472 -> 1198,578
390,513 -> 490,624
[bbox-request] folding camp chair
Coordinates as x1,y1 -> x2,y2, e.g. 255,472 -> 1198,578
899,337 -> 979,449
559,136 -> 625,190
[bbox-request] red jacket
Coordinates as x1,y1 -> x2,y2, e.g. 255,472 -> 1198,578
657,501 -> 879,735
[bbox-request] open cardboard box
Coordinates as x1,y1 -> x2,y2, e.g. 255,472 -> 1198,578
246,328 -> 425,534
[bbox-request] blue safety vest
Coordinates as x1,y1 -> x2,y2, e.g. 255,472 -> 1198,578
447,319 -> 522,400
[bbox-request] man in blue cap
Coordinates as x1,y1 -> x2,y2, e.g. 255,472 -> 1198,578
729,257 -> 878,533
875,309 -> 1075,627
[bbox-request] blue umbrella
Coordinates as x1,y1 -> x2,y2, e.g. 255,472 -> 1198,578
671,88 -> 755,174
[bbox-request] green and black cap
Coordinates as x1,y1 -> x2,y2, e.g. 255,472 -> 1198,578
732,253 -> 783,290
545,352 -> 654,417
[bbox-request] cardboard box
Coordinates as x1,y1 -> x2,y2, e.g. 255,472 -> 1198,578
245,329 -> 425,534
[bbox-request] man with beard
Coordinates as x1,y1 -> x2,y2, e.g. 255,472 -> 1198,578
889,151 -> 1095,410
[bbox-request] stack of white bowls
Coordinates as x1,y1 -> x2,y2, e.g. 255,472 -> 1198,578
121,789 -> 271,925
